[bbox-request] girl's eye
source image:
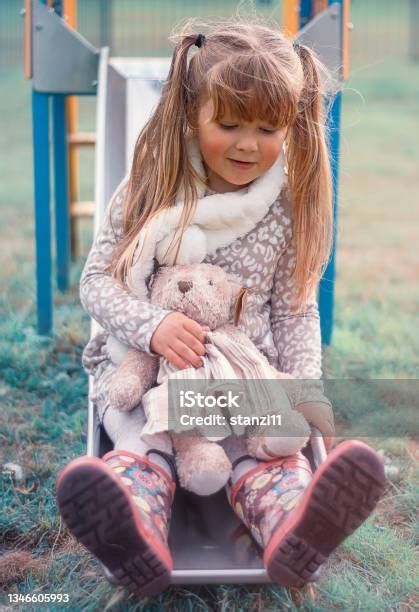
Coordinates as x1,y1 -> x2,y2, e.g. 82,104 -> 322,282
219,124 -> 237,130
208,280 -> 214,286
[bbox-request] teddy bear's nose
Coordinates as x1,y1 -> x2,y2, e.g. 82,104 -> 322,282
178,280 -> 193,294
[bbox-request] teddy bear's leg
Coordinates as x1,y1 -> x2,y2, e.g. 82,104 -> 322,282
108,349 -> 158,412
219,434 -> 259,483
172,432 -> 232,496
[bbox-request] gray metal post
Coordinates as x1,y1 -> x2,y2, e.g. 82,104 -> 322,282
99,0 -> 113,51
409,0 -> 419,61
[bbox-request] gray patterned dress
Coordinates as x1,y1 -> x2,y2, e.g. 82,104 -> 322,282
81,180 -> 328,458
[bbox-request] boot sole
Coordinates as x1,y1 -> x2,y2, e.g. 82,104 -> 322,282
56,456 -> 172,597
264,440 -> 386,587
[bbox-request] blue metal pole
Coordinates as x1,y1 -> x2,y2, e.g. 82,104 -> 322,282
299,0 -> 313,28
297,1 -> 343,344
318,0 -> 344,345
52,94 -> 70,291
32,90 -> 52,335
51,0 -> 70,292
320,92 -> 342,345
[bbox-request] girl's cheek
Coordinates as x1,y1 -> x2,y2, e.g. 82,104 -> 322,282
262,128 -> 287,163
263,140 -> 285,166
209,129 -> 230,155
201,136 -> 229,166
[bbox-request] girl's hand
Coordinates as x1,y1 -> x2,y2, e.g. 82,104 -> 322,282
150,312 -> 210,370
295,400 -> 335,451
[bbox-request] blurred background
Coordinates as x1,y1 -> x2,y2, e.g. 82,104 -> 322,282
0,1 -> 418,609
1,0 -> 417,64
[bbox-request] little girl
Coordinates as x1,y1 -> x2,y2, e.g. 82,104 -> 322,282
56,19 -> 385,598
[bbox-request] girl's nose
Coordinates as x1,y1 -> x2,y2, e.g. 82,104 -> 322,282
236,139 -> 258,152
178,280 -> 193,294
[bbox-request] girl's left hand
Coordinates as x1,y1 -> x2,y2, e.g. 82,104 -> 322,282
294,400 -> 335,451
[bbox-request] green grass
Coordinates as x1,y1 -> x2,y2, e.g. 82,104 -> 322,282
1,7 -> 419,611
323,58 -> 419,381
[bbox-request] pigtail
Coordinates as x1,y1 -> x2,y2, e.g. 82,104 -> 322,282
286,44 -> 333,310
146,34 -> 197,206
111,34 -> 204,283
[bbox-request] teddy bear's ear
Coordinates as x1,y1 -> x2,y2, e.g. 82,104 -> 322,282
146,272 -> 156,291
147,265 -> 171,293
233,287 -> 251,326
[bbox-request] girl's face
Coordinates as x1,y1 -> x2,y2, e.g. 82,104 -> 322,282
197,98 -> 287,194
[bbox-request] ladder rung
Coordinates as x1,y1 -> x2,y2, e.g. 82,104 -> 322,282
71,201 -> 95,217
68,131 -> 96,146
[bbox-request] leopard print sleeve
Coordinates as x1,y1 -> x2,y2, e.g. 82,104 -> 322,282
270,234 -> 322,380
79,179 -> 172,354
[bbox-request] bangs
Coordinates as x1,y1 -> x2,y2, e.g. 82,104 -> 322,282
206,54 -> 299,128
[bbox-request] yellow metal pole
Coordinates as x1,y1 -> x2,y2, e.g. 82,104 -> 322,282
313,0 -> 328,15
282,0 -> 300,37
63,0 -> 79,257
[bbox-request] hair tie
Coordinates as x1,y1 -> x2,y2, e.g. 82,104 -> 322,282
195,33 -> 206,48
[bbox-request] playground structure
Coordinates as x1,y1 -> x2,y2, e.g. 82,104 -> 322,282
24,0 -> 351,589
26,0 -> 350,346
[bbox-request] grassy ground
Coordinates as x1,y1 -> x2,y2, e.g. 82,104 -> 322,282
1,11 -> 419,612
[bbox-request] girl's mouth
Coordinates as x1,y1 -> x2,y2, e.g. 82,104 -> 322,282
229,159 -> 256,169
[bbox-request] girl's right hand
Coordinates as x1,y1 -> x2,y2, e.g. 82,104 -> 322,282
150,312 -> 209,370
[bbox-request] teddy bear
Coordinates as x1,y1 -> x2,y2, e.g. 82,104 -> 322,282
106,263 -> 311,496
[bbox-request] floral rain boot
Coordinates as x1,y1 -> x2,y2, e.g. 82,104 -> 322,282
56,450 -> 176,597
227,440 -> 386,588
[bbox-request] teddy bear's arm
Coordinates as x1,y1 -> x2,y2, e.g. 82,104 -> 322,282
108,349 -> 159,412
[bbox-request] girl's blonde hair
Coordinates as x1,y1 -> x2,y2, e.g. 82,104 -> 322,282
110,15 -> 336,310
